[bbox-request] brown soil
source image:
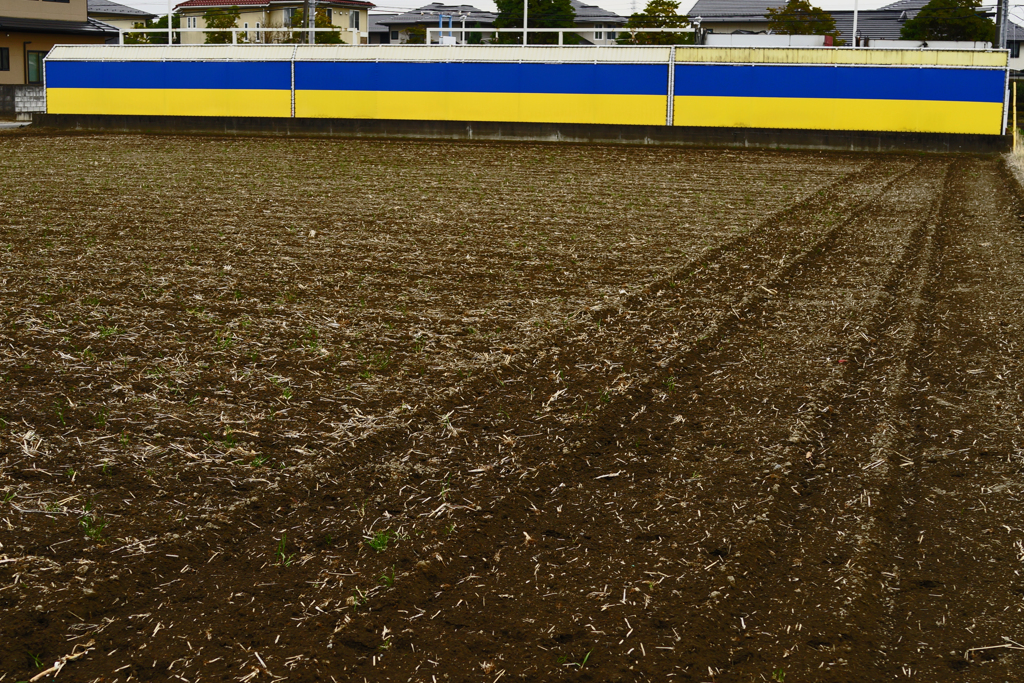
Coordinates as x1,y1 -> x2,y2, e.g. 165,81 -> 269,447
1,135 -> 1023,682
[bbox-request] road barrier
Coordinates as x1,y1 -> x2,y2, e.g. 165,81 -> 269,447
44,44 -> 1009,136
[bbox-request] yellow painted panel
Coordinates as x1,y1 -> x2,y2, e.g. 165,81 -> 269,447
673,46 -> 1005,68
673,95 -> 1002,134
47,88 -> 291,117
296,90 -> 666,125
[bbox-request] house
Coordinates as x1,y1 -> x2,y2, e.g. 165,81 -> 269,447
1,0 -> 118,117
1008,15 -> 1024,71
378,0 -> 623,45
688,0 -> 993,46
377,4 -> 497,44
686,0 -> 775,35
570,0 -> 625,45
88,0 -> 155,32
173,0 -> 375,44
368,12 -> 398,43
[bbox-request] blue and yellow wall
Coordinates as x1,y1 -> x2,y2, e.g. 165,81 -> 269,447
44,44 -> 1008,135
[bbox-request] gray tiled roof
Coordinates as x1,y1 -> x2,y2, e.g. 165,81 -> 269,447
876,0 -> 930,12
377,3 -> 497,27
368,12 -> 398,33
571,0 -> 626,25
687,0 -> 778,22
88,0 -> 155,17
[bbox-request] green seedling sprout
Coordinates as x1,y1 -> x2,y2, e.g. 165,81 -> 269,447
275,532 -> 295,566
380,566 -> 395,587
367,530 -> 393,552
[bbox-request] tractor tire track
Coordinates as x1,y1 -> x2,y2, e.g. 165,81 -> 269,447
329,158 -> 949,679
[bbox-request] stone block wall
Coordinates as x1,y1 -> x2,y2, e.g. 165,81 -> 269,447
0,85 -> 46,119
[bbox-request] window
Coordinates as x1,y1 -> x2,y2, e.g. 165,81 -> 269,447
284,8 -> 295,27
255,21 -> 262,42
349,11 -> 359,30
186,16 -> 197,28
390,30 -> 399,40
26,51 -> 45,84
606,27 -> 616,40
0,48 -> 8,72
1013,41 -> 1021,59
594,24 -> 603,40
325,8 -> 332,23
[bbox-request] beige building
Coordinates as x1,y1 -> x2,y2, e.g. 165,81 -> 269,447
1,0 -> 117,89
87,0 -> 155,32
173,0 -> 374,44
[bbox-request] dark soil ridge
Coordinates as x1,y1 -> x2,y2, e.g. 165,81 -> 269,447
2,140 -> 1023,683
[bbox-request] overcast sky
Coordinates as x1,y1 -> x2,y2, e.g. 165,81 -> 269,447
120,0 -> 1008,22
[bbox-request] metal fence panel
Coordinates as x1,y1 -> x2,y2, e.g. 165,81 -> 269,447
47,45 -> 297,62
294,45 -> 673,63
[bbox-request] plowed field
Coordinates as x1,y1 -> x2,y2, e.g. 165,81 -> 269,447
2,135 -> 1024,682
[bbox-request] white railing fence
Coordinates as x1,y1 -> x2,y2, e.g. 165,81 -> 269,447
424,26 -> 694,46
118,26 -> 694,47
119,27 -> 366,45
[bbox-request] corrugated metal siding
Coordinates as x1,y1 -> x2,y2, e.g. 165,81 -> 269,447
49,44 -> 1004,68
674,47 -> 1006,68
47,45 -> 296,61
294,45 -> 672,63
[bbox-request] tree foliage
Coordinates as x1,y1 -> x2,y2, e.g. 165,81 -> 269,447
494,0 -> 575,44
618,0 -> 690,45
899,0 -> 995,42
128,14 -> 180,44
203,6 -> 241,44
405,25 -> 427,43
287,8 -> 343,44
766,0 -> 842,43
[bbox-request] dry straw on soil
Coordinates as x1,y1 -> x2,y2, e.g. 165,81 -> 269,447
2,134 -> 1024,682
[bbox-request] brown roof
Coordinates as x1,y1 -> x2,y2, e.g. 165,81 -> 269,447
0,16 -> 119,36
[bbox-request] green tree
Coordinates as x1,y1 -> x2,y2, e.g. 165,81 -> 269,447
900,0 -> 995,41
203,6 -> 241,44
405,25 -> 426,44
127,15 -> 180,44
288,8 -> 343,43
766,0 -> 843,43
494,0 -> 575,44
617,0 -> 691,45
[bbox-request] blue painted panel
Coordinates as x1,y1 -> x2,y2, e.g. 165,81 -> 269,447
295,62 -> 668,96
675,65 -> 1003,104
674,64 -> 1005,103
45,61 -> 292,90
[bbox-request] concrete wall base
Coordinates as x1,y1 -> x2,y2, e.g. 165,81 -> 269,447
31,113 -> 1012,154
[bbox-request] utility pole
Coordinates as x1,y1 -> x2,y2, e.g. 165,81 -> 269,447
997,0 -> 1008,48
1001,0 -> 1009,49
852,0 -> 858,47
523,0 -> 528,45
303,0 -> 311,43
309,0 -> 316,44
167,0 -> 173,44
